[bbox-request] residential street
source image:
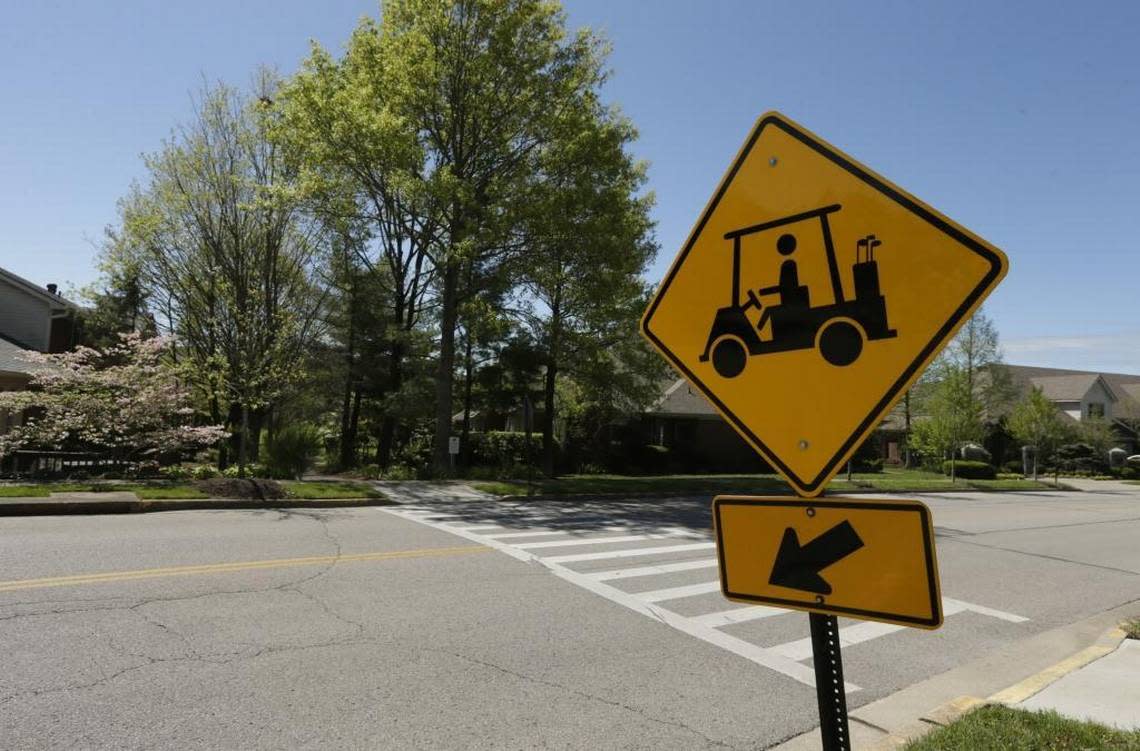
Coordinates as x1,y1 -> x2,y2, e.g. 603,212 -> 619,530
1,484 -> 1138,749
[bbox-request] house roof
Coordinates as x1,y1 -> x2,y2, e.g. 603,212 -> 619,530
1027,373 -> 1110,402
646,378 -> 719,418
0,266 -> 77,311
0,334 -> 37,377
1006,364 -> 1140,416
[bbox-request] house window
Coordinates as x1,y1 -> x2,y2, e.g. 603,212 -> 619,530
1087,403 -> 1105,419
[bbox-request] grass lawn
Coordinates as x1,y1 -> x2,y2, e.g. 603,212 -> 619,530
0,483 -> 208,499
1124,618 -> 1140,640
903,705 -> 1140,750
0,480 -> 380,501
281,481 -> 383,500
472,467 -> 1057,497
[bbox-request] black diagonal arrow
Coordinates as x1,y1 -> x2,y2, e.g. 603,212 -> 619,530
768,520 -> 865,595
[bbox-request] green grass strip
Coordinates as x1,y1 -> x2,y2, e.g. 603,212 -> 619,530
903,705 -> 1140,750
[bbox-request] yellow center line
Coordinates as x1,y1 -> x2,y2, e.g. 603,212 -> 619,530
0,545 -> 490,593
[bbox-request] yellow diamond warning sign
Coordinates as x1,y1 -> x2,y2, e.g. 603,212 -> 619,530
641,112 -> 1008,497
713,496 -> 942,628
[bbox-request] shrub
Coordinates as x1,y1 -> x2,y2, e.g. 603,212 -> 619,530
160,464 -> 194,481
263,424 -> 323,480
942,460 -> 996,480
359,464 -> 382,480
1052,443 -> 1108,476
191,464 -> 220,480
382,464 -> 418,481
467,431 -> 553,473
960,443 -> 992,462
392,428 -> 435,476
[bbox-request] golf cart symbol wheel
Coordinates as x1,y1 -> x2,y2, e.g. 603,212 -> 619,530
817,318 -> 865,367
712,335 -> 748,378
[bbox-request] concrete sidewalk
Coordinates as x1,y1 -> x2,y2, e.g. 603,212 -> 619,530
1020,637 -> 1140,730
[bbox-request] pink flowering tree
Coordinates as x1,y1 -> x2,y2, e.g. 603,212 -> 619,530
0,334 -> 229,462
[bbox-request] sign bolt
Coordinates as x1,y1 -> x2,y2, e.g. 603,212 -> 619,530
798,439 -> 809,450
769,156 -> 778,166
806,507 -> 816,518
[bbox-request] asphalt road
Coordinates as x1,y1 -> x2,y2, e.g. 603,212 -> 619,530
1,483 -> 1138,749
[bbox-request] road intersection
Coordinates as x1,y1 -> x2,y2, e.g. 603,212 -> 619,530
0,483 -> 1137,748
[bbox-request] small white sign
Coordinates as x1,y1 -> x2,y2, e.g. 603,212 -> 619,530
448,436 -> 460,455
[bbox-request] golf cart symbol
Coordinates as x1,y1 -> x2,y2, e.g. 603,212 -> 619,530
699,204 -> 897,378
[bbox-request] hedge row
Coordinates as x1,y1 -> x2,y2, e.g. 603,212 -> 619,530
941,460 -> 996,480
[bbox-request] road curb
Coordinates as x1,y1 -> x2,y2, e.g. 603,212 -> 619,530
861,624 -> 1130,749
493,485 -> 1069,503
987,625 -> 1128,705
0,497 -> 397,516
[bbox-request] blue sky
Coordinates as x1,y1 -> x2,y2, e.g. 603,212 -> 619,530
1,1 -> 1137,371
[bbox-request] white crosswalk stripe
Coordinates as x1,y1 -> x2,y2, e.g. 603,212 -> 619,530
381,503 -> 1030,692
544,542 -> 716,564
637,581 -> 722,603
514,534 -> 663,550
588,558 -> 720,581
690,605 -> 787,628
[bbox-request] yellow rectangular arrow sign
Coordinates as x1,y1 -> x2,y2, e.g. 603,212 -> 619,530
713,496 -> 942,629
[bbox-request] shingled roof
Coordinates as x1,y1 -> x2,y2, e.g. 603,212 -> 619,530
647,378 -> 719,417
1006,364 -> 1140,417
0,335 -> 35,378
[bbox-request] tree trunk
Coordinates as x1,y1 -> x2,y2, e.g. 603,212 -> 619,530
348,388 -> 362,466
903,390 -> 912,468
339,379 -> 356,469
542,300 -> 561,478
376,341 -> 405,470
339,300 -> 358,469
460,329 -> 475,471
433,261 -> 460,474
249,408 -> 265,463
239,403 -> 250,477
212,396 -> 228,470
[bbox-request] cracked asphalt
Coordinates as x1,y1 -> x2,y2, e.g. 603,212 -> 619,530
0,506 -> 815,749
1,486 -> 1139,750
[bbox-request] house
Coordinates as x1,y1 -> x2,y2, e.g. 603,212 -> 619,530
1005,364 -> 1140,451
0,266 -> 78,431
641,378 -> 773,472
644,362 -> 1140,471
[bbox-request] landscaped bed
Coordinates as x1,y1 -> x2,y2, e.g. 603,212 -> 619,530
472,468 -> 1061,498
0,480 -> 382,501
902,704 -> 1140,750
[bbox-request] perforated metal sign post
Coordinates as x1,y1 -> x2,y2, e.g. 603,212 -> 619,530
643,111 -> 1006,751
714,496 -> 942,750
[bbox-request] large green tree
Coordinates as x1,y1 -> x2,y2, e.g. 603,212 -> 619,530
376,0 -> 611,471
518,97 -> 657,475
116,74 -> 323,472
275,25 -> 439,468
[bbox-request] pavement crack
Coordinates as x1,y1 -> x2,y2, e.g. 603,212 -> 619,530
441,650 -> 738,749
944,537 -> 1140,576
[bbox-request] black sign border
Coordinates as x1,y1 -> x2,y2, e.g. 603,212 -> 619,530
712,496 -> 942,628
642,114 -> 1006,496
